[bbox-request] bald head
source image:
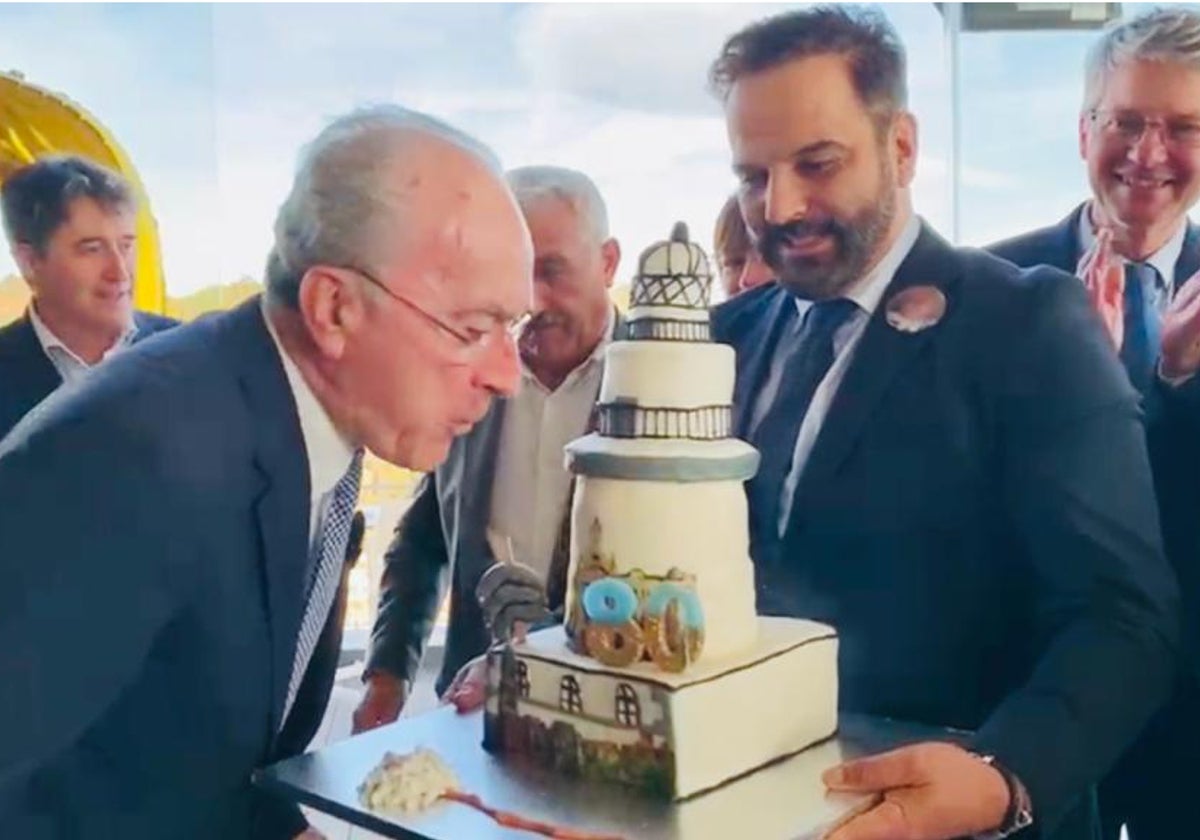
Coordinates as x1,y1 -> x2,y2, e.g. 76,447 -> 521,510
265,104 -> 506,309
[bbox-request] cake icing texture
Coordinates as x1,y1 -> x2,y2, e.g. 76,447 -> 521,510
563,221 -> 759,673
483,223 -> 838,801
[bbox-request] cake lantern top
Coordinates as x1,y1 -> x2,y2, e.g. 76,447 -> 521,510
628,221 -> 714,319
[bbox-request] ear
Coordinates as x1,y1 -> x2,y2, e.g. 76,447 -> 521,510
296,267 -> 364,360
1078,111 -> 1091,161
13,243 -> 39,287
892,111 -> 919,189
600,238 -> 621,289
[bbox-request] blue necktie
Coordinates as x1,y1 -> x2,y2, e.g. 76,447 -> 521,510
747,298 -> 858,550
1120,262 -> 1166,394
282,448 -> 364,726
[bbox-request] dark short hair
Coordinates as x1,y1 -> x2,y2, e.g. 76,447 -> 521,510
709,5 -> 907,122
1,155 -> 135,255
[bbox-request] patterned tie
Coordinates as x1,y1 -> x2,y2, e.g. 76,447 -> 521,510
747,298 -> 859,549
281,448 -> 364,726
1121,262 -> 1166,394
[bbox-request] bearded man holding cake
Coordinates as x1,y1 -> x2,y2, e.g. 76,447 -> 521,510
704,6 -> 1180,840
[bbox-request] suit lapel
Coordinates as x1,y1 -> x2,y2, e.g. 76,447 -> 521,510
791,225 -> 962,515
233,299 -> 311,738
1048,204 -> 1086,273
11,312 -> 65,398
732,289 -> 794,436
1176,222 -> 1200,289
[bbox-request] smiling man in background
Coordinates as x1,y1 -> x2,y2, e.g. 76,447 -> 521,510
0,155 -> 176,438
990,9 -> 1200,839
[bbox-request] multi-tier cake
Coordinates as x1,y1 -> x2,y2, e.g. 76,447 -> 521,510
483,223 -> 838,800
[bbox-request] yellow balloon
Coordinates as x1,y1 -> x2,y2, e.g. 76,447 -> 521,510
0,70 -> 166,314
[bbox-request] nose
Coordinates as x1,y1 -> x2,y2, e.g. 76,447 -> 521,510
763,169 -> 809,227
1129,124 -> 1169,167
474,332 -> 521,398
102,244 -> 134,286
738,252 -> 774,292
531,278 -> 552,315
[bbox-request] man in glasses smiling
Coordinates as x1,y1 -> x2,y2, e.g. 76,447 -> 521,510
354,166 -> 624,734
991,8 -> 1200,840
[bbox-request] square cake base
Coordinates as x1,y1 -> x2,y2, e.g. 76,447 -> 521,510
483,617 -> 838,800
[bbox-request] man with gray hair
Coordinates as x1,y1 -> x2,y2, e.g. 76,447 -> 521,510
0,105 -> 532,838
990,8 -> 1200,838
354,165 -> 622,731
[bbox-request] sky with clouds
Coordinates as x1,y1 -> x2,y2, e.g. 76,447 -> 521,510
0,2 -> 1178,297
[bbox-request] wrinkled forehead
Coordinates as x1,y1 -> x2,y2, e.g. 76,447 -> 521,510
383,156 -> 533,318
56,196 -> 137,239
726,56 -> 874,164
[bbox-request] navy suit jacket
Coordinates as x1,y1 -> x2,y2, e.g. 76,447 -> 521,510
0,298 -> 348,839
0,308 -> 177,440
368,311 -> 625,697
990,204 -> 1200,679
712,224 -> 1179,839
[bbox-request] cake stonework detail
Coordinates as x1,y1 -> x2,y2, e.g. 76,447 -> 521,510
482,224 -> 839,800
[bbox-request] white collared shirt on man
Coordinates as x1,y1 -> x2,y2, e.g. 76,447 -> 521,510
749,214 -> 922,536
488,308 -> 616,579
28,303 -> 136,386
261,300 -> 357,549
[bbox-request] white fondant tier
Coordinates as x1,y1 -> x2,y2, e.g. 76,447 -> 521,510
483,618 -> 839,799
565,434 -> 759,482
599,341 -> 734,412
565,475 -> 758,662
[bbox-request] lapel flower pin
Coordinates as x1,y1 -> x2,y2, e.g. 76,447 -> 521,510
885,285 -> 947,334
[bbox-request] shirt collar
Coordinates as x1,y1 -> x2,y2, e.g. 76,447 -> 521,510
260,299 -> 356,499
793,213 -> 922,319
518,304 -> 617,393
1078,202 -> 1185,292
28,302 -> 136,368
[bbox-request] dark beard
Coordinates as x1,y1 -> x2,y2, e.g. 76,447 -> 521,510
759,181 -> 896,301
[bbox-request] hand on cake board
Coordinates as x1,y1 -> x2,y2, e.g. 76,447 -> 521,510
822,742 -> 1010,840
1161,267 -> 1200,381
1075,227 -> 1125,351
293,828 -> 327,840
441,655 -> 488,714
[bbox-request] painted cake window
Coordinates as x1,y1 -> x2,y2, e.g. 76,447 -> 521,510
559,675 -> 583,714
517,661 -> 530,699
615,683 -> 641,728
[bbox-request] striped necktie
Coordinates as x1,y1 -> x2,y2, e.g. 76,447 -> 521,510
281,448 -> 364,727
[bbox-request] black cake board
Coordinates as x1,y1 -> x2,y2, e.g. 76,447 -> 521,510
254,706 -> 969,840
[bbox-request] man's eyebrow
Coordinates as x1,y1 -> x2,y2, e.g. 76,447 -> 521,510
733,140 -> 848,172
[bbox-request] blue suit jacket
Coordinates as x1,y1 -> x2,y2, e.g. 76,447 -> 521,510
0,298 -> 345,839
990,205 -> 1200,679
0,309 -> 178,440
712,224 -> 1179,839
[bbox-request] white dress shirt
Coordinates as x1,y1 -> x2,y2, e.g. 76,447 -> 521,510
28,304 -> 136,386
261,301 -> 356,549
488,308 -> 615,579
749,214 -> 922,536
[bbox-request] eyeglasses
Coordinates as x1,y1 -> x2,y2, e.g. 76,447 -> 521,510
339,264 -> 527,354
1089,108 -> 1200,148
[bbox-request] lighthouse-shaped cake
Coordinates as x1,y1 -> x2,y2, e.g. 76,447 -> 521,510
483,224 -> 838,800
